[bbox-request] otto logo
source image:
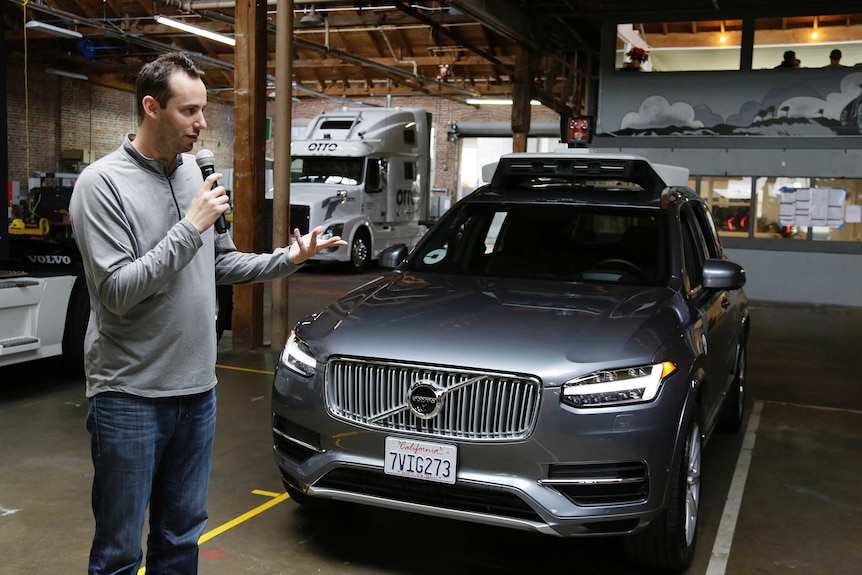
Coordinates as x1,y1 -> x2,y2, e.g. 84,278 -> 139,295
396,189 -> 418,206
26,255 -> 72,265
307,142 -> 338,152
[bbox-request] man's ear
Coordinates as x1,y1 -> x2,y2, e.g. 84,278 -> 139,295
141,95 -> 159,120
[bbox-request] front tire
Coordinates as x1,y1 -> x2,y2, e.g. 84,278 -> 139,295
625,410 -> 702,573
344,228 -> 371,273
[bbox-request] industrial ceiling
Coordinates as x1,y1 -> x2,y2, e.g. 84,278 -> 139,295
4,1 -> 862,114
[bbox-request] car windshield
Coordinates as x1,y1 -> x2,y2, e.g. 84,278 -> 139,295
407,203 -> 669,286
291,157 -> 364,185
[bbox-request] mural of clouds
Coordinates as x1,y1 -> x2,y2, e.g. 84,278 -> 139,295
727,101 -> 767,127
740,74 -> 862,122
784,72 -> 862,120
761,84 -> 823,111
693,104 -> 724,127
606,69 -> 862,136
620,95 -> 704,130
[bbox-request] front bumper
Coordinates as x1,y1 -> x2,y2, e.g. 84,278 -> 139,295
271,362 -> 690,537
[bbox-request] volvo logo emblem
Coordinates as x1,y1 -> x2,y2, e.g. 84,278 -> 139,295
407,380 -> 444,419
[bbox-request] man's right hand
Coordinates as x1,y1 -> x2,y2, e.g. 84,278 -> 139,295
185,173 -> 230,234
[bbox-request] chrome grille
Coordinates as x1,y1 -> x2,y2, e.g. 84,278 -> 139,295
326,358 -> 541,441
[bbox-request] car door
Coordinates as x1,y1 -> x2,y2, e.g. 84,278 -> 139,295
680,203 -> 734,432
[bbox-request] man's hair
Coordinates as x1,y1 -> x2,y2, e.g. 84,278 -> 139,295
830,49 -> 842,60
135,52 -> 202,125
783,50 -> 796,61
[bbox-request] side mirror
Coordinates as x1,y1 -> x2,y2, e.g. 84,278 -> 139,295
702,259 -> 746,290
380,244 -> 409,269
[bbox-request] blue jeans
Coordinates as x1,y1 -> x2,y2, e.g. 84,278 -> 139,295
87,389 -> 217,575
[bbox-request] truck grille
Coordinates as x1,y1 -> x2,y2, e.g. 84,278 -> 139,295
326,358 -> 541,441
289,205 -> 310,236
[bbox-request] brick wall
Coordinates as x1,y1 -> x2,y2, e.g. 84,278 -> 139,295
7,65 -> 557,199
6,66 -> 234,188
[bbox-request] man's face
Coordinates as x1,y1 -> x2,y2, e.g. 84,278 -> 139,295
153,71 -> 208,158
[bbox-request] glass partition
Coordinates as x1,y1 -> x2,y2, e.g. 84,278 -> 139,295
616,21 -> 743,72
617,14 -> 862,72
811,178 -> 862,241
752,15 -> 862,69
694,174 -> 862,242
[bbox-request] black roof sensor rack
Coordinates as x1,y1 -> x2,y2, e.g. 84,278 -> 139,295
491,156 -> 667,195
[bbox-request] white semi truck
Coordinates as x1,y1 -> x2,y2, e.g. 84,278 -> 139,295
288,107 -> 433,271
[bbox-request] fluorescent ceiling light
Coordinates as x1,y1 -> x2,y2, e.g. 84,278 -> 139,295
154,15 -> 236,47
465,98 -> 542,106
25,20 -> 83,40
46,68 -> 88,81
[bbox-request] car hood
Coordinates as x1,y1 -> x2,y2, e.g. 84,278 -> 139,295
297,272 -> 687,382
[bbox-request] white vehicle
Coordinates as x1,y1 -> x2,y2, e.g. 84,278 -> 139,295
288,107 -> 432,271
1,177 -> 89,371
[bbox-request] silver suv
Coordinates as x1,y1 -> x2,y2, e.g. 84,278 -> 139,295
272,148 -> 749,572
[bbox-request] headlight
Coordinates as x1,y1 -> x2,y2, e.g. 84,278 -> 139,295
281,331 -> 317,377
561,361 -> 677,408
321,224 -> 344,253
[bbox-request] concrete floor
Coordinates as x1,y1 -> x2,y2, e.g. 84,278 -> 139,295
1,265 -> 861,574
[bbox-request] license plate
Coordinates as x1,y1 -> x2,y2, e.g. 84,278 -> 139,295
384,437 -> 457,484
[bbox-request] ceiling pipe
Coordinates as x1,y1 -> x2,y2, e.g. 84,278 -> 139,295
12,0 -> 479,101
10,0 -> 234,72
378,26 -> 418,77
293,36 -> 481,98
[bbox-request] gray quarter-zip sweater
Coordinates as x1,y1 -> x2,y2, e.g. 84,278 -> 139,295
70,135 -> 302,398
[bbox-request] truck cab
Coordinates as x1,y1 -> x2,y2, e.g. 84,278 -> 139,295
288,107 -> 431,271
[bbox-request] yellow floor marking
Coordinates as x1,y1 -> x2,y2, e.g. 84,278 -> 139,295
214,363 -> 275,376
199,491 -> 290,544
136,490 -> 291,574
251,489 -> 283,498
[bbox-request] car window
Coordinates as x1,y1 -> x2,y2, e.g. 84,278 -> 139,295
680,203 -> 711,291
694,202 -> 723,259
409,203 -> 668,285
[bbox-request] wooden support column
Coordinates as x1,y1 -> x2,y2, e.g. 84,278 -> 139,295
511,44 -> 531,153
270,0 -> 293,351
232,0 -> 268,350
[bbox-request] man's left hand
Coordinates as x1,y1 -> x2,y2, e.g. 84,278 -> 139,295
289,226 -> 348,264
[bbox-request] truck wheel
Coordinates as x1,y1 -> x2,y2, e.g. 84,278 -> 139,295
624,410 -> 701,572
345,229 -> 371,273
62,277 -> 90,378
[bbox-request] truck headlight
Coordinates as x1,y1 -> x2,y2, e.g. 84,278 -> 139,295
321,224 -> 344,253
281,332 -> 317,377
561,362 -> 677,408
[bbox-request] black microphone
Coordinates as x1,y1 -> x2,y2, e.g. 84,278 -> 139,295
195,148 -> 228,234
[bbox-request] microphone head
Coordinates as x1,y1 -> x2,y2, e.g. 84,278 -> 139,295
195,148 -> 215,169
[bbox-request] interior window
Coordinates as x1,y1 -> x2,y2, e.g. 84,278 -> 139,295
694,176 -> 753,238
753,15 -> 862,69
811,178 -> 862,241
616,20 -> 743,72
